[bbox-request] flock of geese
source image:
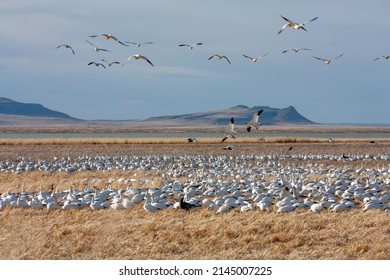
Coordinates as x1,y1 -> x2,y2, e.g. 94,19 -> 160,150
0,151 -> 389,214
55,15 -> 390,69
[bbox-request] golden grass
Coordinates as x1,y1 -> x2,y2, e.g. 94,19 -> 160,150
0,207 -> 389,260
0,142 -> 390,260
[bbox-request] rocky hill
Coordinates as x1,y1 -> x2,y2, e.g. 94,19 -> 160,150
146,105 -> 314,125
0,97 -> 78,120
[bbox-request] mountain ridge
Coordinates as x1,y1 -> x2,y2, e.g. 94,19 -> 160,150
0,97 -> 314,126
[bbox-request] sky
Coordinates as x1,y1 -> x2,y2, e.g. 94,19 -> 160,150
1,0 -> 390,124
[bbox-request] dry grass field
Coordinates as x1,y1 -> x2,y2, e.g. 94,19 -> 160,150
0,138 -> 390,260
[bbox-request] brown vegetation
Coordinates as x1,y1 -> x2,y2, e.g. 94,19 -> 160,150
0,141 -> 390,260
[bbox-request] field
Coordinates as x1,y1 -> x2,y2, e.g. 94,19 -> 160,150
0,136 -> 390,260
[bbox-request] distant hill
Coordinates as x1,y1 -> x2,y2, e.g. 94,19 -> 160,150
0,97 -> 78,120
146,105 -> 315,125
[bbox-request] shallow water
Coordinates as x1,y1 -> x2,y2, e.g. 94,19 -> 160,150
0,132 -> 389,139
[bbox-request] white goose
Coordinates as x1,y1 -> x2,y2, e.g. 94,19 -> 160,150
242,53 -> 268,63
55,44 -> 75,54
208,54 -> 231,64
246,110 -> 263,132
126,41 -> 154,47
85,40 -> 110,52
278,15 -> 318,34
179,42 -> 203,49
122,54 -> 154,67
282,48 -> 312,54
88,33 -> 128,46
221,117 -> 237,143
313,53 -> 344,64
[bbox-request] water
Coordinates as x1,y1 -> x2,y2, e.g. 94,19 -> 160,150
0,132 -> 389,139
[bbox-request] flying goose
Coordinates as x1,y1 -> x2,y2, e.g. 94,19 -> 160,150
179,42 -> 203,49
55,44 -> 75,54
122,54 -> 154,67
242,53 -> 268,62
101,59 -> 120,66
282,48 -> 312,54
278,15 -> 318,34
187,138 -> 197,143
246,110 -> 263,132
85,40 -> 110,52
373,55 -> 390,61
209,54 -> 231,64
313,53 -> 344,64
88,62 -> 106,68
125,41 -> 154,47
88,33 -> 128,46
221,117 -> 236,143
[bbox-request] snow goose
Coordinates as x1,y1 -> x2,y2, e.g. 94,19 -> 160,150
208,54 -> 231,64
143,193 -> 159,212
88,62 -> 106,69
85,40 -> 110,52
179,43 -> 203,49
101,59 -> 120,67
125,41 -> 154,47
122,54 -> 154,67
313,53 -> 344,64
282,48 -> 312,54
373,55 -> 390,62
55,44 -> 75,54
242,53 -> 268,62
187,138 -> 197,143
88,33 -> 128,46
221,117 -> 236,143
278,15 -> 318,34
246,110 -> 263,132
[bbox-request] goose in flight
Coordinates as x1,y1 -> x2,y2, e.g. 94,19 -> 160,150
242,53 -> 268,62
209,54 -> 231,64
221,117 -> 236,143
88,62 -> 106,69
313,53 -> 344,64
88,33 -> 128,46
187,138 -> 197,143
101,59 -> 120,67
246,110 -> 263,132
125,41 -> 154,47
278,15 -> 318,34
55,44 -> 75,54
85,40 -> 110,52
179,42 -> 203,49
282,48 -> 312,54
373,55 -> 390,61
122,54 -> 154,67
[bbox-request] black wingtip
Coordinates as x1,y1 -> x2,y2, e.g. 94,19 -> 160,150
258,109 -> 264,115
247,126 -> 251,132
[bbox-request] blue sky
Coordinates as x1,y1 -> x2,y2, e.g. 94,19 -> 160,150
1,0 -> 389,124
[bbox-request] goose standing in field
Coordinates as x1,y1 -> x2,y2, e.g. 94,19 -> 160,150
88,61 -> 106,69
242,53 -> 268,63
179,42 -> 203,49
101,59 -> 120,67
313,53 -> 344,64
222,145 -> 233,150
88,33 -> 128,46
122,54 -> 154,67
187,138 -> 197,143
278,15 -> 318,34
221,117 -> 237,143
246,110 -> 264,132
373,55 -> 390,61
208,54 -> 231,64
282,48 -> 312,54
125,41 -> 154,47
55,44 -> 75,54
177,197 -> 199,211
85,40 -> 110,52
